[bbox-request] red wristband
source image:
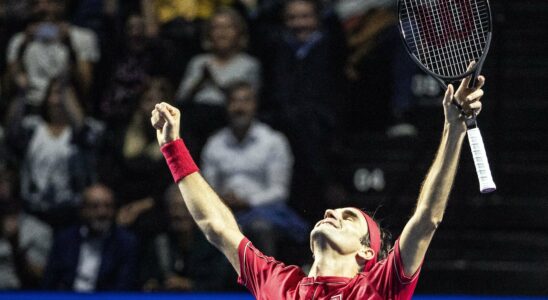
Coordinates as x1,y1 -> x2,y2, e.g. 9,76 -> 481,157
161,139 -> 199,183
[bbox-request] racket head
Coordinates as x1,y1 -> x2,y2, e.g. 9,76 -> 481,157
397,0 -> 492,82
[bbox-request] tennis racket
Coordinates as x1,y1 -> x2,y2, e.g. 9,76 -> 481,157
397,0 -> 496,193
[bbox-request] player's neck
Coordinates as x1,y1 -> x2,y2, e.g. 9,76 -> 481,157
308,249 -> 360,278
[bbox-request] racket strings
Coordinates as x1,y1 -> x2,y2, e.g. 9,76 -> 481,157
400,0 -> 490,77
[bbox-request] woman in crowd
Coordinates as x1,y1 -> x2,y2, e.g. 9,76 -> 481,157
175,7 -> 261,157
6,76 -> 103,229
99,77 -> 173,239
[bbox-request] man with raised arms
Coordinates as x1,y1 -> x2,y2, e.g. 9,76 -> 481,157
150,74 -> 485,299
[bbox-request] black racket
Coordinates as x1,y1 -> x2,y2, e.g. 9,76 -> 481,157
398,0 -> 496,193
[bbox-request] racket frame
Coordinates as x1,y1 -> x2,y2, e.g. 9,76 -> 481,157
397,0 -> 496,193
397,0 -> 493,88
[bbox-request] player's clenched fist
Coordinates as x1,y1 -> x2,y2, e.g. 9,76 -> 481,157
150,102 -> 181,147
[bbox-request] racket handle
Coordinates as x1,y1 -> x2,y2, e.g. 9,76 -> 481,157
467,127 -> 496,193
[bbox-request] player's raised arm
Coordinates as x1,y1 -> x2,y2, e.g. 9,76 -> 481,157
151,102 -> 244,275
398,75 -> 485,277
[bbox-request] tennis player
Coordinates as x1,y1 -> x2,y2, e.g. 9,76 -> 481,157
150,74 -> 485,299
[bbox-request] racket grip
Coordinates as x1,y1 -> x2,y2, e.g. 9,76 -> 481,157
467,127 -> 496,193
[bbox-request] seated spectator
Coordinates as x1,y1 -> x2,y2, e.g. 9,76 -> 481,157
99,15 -> 173,128
141,0 -> 237,37
335,0 -> 418,136
250,0 -> 346,221
43,183 -> 138,291
0,165 -> 52,290
201,81 -> 308,257
69,0 -> 120,37
6,76 -> 104,228
5,0 -> 100,108
140,185 -> 233,291
140,0 -> 241,84
100,77 -> 173,237
176,7 -> 261,157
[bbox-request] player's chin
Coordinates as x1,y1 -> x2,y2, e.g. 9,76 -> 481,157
310,224 -> 335,239
310,226 -> 324,239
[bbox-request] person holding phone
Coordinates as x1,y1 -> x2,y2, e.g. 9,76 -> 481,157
6,0 -> 99,108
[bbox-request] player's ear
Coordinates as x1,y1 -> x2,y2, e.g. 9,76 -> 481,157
357,246 -> 375,262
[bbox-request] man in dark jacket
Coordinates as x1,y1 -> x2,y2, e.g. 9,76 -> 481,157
43,183 -> 138,291
251,0 -> 347,220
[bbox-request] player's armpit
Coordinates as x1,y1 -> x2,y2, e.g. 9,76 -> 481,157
208,227 -> 245,276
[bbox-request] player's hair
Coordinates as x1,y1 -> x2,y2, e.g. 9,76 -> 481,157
359,214 -> 392,262
202,7 -> 249,51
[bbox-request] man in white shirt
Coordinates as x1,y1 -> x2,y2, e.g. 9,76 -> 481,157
6,0 -> 100,106
201,81 -> 308,256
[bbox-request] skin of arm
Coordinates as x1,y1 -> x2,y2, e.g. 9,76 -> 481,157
177,62 -> 219,103
399,72 -> 486,277
151,103 -> 244,275
75,60 -> 93,97
6,30 -> 33,91
58,25 -> 94,97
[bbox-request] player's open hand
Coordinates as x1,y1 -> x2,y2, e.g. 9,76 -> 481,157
151,102 -> 180,147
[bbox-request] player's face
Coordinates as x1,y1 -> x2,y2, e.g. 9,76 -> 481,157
310,208 -> 369,255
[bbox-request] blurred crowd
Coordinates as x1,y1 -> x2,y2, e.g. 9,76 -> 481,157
0,0 -> 422,292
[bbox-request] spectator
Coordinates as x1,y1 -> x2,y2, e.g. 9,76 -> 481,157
100,77 -> 173,237
201,81 -> 308,257
43,183 -> 138,291
141,0 -> 237,37
6,76 -> 104,228
251,0 -> 346,220
69,0 -> 120,36
140,0 -> 241,84
100,14 -> 173,128
0,166 -> 52,290
5,0 -> 100,108
336,0 -> 418,136
176,7 -> 261,157
140,185 -> 233,291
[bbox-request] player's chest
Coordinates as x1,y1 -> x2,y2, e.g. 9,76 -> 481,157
265,282 -> 383,300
